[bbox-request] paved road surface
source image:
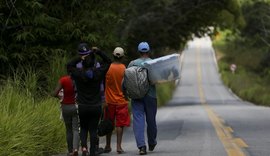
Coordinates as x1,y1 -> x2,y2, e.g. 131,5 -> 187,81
54,37 -> 270,156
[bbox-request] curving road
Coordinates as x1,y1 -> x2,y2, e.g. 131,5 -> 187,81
54,37 -> 270,156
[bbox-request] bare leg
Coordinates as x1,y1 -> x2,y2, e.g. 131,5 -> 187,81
104,132 -> 112,153
116,126 -> 124,152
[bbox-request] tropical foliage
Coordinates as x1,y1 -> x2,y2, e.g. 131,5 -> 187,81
0,0 -> 130,76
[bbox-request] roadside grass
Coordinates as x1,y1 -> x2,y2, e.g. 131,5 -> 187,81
45,51 -> 70,92
218,63 -> 270,105
0,71 -> 66,156
157,81 -> 176,107
213,32 -> 270,106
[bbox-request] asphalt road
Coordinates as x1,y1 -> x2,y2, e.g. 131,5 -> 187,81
54,37 -> 270,156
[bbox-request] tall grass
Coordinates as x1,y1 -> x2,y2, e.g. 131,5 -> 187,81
218,65 -> 270,105
11,66 -> 41,98
45,50 -> 71,92
0,66 -> 66,156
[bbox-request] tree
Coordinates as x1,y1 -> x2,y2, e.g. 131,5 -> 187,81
241,1 -> 270,47
0,0 -> 243,77
120,0 -> 243,58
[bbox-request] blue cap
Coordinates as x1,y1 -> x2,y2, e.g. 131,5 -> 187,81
138,42 -> 150,52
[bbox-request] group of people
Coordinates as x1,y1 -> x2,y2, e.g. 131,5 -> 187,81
52,41 -> 158,156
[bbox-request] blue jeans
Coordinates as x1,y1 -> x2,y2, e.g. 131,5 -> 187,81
131,95 -> 157,148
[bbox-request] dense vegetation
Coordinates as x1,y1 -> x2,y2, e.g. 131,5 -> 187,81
213,0 -> 270,106
0,0 -> 250,155
1,0 -> 241,78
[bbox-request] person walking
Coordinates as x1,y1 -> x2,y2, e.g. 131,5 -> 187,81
67,44 -> 111,156
103,47 -> 130,154
52,73 -> 79,156
76,43 -> 105,155
127,42 -> 157,155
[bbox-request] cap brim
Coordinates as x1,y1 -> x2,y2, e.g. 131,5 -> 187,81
79,50 -> 91,55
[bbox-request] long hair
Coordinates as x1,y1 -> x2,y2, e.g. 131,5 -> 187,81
82,53 -> 95,69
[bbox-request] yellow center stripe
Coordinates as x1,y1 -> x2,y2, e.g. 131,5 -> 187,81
196,43 -> 248,156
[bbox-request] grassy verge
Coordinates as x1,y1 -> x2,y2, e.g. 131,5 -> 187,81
0,72 -> 66,156
213,32 -> 270,106
156,81 -> 176,107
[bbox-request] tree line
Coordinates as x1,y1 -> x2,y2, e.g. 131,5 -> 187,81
0,0 -> 244,90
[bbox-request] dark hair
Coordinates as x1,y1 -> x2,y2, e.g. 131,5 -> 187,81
140,52 -> 149,55
82,53 -> 95,68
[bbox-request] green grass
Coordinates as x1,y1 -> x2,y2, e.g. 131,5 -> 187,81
218,64 -> 270,106
0,70 -> 66,156
45,50 -> 70,92
157,81 -> 176,106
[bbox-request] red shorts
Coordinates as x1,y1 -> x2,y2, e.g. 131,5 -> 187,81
104,104 -> 130,127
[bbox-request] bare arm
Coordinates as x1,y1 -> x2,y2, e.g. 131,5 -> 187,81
51,81 -> 62,99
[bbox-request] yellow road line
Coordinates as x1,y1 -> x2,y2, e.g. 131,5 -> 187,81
195,42 -> 248,156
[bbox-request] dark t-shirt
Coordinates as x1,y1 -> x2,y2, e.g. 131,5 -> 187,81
67,51 -> 111,105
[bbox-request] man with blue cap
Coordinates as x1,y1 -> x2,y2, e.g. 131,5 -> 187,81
127,42 -> 157,155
